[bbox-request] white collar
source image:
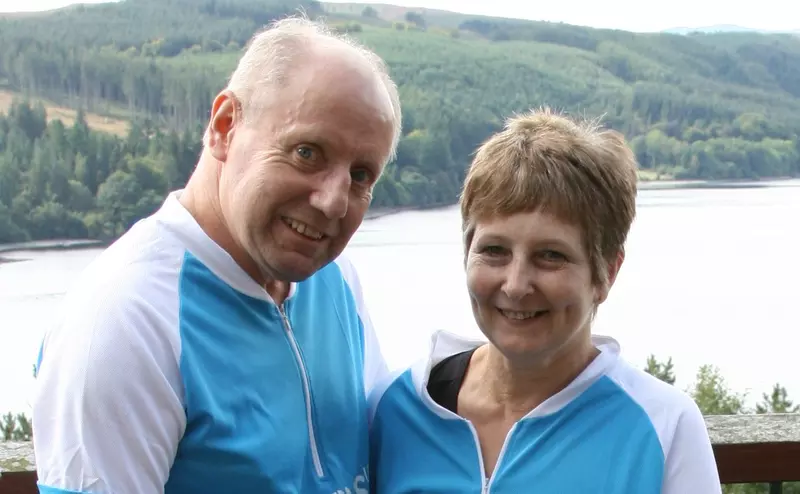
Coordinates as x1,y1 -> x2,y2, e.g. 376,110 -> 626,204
154,190 -> 298,304
411,329 -> 621,420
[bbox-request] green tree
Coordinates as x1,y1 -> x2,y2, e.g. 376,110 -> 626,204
688,364 -> 746,415
644,355 -> 676,385
1,413 -> 31,441
756,384 -> 800,414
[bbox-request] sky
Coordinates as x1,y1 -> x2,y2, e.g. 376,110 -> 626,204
0,0 -> 795,33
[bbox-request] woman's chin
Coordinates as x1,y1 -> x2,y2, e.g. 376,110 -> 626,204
488,330 -> 554,366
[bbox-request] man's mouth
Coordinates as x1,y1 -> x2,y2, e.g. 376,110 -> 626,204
282,217 -> 324,241
497,308 -> 549,320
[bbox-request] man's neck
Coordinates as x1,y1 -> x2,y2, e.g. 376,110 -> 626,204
265,279 -> 290,306
179,161 -> 229,254
179,161 -> 270,293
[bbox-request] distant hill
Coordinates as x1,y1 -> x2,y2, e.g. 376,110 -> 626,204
0,0 -> 798,242
664,24 -> 800,35
0,0 -> 326,51
320,2 -> 517,28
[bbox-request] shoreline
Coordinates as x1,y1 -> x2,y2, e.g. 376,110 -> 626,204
0,206 -> 435,262
1,176 -> 797,260
0,239 -> 107,264
364,200 -> 456,220
636,177 -> 797,190
0,239 -> 106,254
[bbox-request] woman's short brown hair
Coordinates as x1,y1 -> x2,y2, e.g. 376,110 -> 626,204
460,107 -> 639,286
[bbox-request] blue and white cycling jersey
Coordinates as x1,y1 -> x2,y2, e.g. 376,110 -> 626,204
369,330 -> 722,494
32,190 -> 385,494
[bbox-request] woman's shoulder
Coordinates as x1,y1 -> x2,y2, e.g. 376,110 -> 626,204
367,354 -> 432,427
368,364 -> 416,413
601,357 -> 708,448
604,357 -> 700,414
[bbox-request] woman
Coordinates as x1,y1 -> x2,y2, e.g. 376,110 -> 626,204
368,108 -> 721,493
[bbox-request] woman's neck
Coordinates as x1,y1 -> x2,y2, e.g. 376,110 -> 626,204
469,332 -> 599,418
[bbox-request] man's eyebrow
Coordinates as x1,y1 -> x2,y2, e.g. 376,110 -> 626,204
281,130 -> 333,149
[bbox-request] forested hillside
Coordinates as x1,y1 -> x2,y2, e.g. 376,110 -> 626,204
1,0 -> 799,242
0,101 -> 201,242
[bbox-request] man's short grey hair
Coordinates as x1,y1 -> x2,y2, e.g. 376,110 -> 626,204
220,15 -> 403,163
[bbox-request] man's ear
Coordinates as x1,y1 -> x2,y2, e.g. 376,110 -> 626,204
206,90 -> 241,162
595,249 -> 625,305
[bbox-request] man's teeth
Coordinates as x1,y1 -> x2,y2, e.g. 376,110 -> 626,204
284,218 -> 323,240
500,309 -> 544,320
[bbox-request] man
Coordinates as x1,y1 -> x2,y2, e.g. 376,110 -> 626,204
32,16 -> 402,494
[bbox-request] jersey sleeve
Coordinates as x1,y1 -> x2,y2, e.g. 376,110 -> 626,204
334,255 -> 390,398
360,302 -> 390,397
32,265 -> 185,494
661,401 -> 723,494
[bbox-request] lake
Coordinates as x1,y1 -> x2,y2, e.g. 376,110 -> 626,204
1,180 -> 799,415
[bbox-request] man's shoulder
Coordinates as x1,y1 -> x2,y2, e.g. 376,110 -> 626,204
331,253 -> 362,289
301,253 -> 368,310
52,215 -> 189,343
37,215 -> 188,382
79,218 -> 185,297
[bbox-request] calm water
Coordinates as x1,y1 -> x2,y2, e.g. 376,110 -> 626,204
1,180 -> 799,415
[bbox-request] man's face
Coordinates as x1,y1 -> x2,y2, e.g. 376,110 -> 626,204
211,47 -> 396,283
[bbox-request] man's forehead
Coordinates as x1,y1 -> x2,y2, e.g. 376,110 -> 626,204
250,44 -> 395,161
291,44 -> 392,110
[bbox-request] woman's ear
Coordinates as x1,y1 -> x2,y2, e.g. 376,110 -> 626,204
596,250 -> 625,305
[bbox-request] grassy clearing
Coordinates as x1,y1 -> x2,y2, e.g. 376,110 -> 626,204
0,89 -> 130,136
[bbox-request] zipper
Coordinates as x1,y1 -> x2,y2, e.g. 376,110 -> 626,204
467,422 -> 489,493
467,421 -> 517,494
279,303 -> 325,478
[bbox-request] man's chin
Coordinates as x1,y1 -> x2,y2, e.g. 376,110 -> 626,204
260,255 -> 328,283
278,269 -> 317,283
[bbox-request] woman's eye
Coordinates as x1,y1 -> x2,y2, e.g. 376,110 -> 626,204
296,146 -> 314,160
482,245 -> 505,256
540,250 -> 566,263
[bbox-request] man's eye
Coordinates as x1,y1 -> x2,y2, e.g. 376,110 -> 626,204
351,169 -> 370,184
296,146 -> 314,160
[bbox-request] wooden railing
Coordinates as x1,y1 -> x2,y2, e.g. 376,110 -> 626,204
2,414 -> 800,492
707,413 -> 800,492
0,441 -> 34,494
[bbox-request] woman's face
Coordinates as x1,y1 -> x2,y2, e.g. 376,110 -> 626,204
465,210 -> 620,366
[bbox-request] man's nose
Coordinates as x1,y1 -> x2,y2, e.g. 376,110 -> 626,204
310,169 -> 350,219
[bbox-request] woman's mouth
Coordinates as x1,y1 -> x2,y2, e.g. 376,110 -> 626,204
497,308 -> 549,320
